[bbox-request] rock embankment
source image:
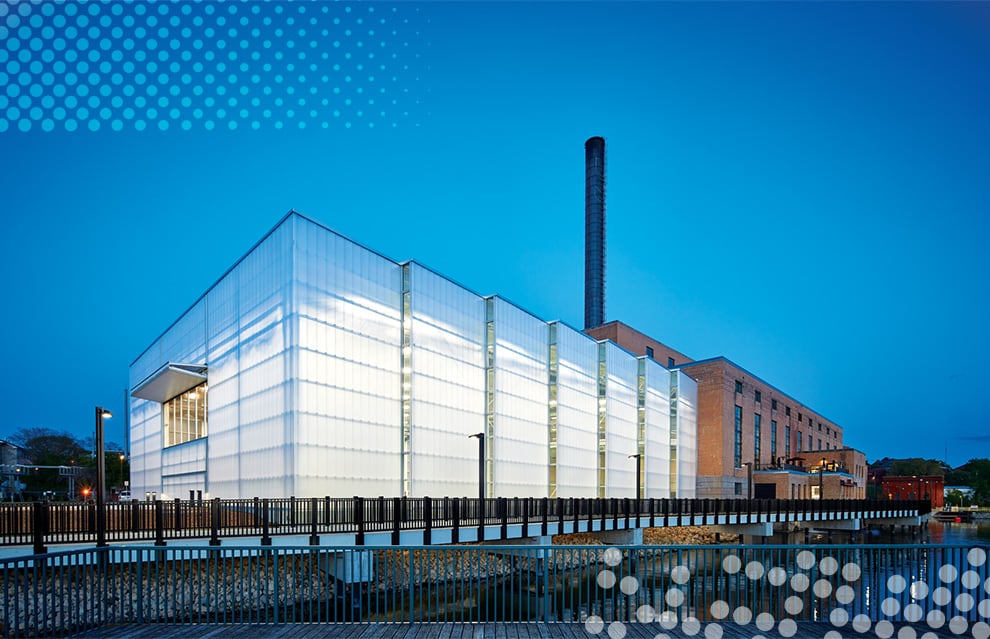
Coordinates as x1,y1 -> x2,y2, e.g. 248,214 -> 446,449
553,526 -> 738,546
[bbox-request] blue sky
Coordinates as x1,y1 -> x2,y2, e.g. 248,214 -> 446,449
1,1 -> 988,466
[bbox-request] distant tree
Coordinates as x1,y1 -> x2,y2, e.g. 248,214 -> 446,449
889,458 -> 944,477
7,428 -> 92,497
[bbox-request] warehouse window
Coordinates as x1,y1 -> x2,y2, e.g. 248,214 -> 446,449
668,357 -> 675,368
772,399 -> 778,411
786,406 -> 791,417
754,413 -> 762,461
163,383 -> 208,448
735,380 -> 743,394
755,390 -> 761,403
646,346 -> 654,359
734,405 -> 743,468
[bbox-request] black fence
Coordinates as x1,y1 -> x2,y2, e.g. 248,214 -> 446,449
2,497 -> 931,554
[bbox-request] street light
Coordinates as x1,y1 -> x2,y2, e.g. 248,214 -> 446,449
468,433 -> 485,539
118,454 -> 126,492
95,406 -> 112,548
628,453 -> 642,500
819,456 -> 827,501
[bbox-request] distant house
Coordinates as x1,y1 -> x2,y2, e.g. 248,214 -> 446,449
881,475 -> 944,508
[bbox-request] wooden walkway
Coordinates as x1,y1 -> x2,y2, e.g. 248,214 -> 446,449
72,622 -> 967,638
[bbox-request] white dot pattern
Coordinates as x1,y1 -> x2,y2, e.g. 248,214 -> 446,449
1,0 -> 421,132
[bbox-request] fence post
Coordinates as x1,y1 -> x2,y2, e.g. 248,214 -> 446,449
392,497 -> 401,545
174,498 -> 182,533
154,499 -> 165,547
324,496 -> 332,527
289,496 -> 297,529
451,498 -> 460,544
541,497 -> 549,536
557,498 -> 565,535
209,497 -> 221,546
499,497 -> 507,539
261,498 -> 272,546
478,497 -> 485,542
624,497 -> 631,529
309,497 -> 320,546
423,496 -> 432,545
522,497 -> 530,535
355,496 -> 365,546
131,498 -> 140,533
32,501 -> 47,555
662,498 -> 670,527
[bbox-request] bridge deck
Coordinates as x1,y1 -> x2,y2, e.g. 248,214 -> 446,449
72,622 -> 961,639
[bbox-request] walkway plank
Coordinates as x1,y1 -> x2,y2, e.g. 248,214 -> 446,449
71,622 -> 967,639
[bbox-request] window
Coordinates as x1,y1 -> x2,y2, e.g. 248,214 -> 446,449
668,357 -> 676,368
798,412 -> 803,422
163,383 -> 208,447
771,420 -> 777,459
735,380 -> 743,394
826,427 -> 831,436
786,406 -> 791,417
735,482 -> 743,496
818,423 -> 822,432
646,346 -> 654,359
772,399 -> 777,411
785,425 -> 791,457
798,431 -> 803,452
754,413 -> 762,461
755,390 -> 762,403
818,438 -> 822,450
734,405 -> 743,468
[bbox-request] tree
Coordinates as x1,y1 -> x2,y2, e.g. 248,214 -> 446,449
6,428 -> 92,497
889,458 -> 945,477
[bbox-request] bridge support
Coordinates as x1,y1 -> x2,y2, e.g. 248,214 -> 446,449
863,516 -> 921,527
794,519 -> 861,531
711,523 -> 773,539
585,527 -> 643,546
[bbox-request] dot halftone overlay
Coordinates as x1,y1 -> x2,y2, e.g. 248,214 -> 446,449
0,0 -> 423,133
583,546 -> 990,639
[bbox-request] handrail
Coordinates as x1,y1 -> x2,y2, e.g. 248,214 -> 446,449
0,496 -> 932,551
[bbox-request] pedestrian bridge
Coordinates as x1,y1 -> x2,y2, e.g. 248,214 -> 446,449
2,497 -> 930,555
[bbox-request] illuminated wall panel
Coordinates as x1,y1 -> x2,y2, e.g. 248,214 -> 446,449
603,342 -> 638,498
293,215 -> 402,498
491,298 -> 548,498
642,358 -> 671,498
552,322 -> 598,497
673,370 -> 698,498
407,263 -> 486,497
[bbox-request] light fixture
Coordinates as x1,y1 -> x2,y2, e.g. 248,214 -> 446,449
101,409 -> 113,419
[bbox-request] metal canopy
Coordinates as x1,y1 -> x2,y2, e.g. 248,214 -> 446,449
131,363 -> 207,403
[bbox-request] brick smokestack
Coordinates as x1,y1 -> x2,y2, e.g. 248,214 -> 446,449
584,136 -> 606,330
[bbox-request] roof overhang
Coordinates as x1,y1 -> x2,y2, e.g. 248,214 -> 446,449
131,363 -> 207,403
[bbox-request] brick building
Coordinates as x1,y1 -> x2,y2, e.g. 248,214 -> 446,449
586,321 -> 866,499
882,475 -> 944,509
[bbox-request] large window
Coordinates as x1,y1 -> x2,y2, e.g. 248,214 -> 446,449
785,425 -> 791,457
163,383 -> 208,447
771,419 -> 777,459
734,405 -> 742,468
754,413 -> 761,461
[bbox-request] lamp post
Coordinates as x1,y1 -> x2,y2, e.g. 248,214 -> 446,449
118,454 -> 126,493
468,432 -> 485,504
95,406 -> 112,547
628,453 -> 642,500
819,457 -> 827,501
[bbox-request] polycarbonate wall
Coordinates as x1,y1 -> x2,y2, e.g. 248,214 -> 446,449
161,438 -> 206,498
642,358 -> 671,498
129,293 -> 209,500
603,342 -> 638,498
552,322 -> 599,497
209,221 -> 294,498
294,216 -> 403,498
491,298 -> 549,497
407,264 -> 486,497
675,370 -> 698,498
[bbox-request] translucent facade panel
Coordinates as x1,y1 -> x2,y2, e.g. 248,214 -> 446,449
161,438 -> 207,500
674,370 -> 698,498
293,216 -> 402,498
643,359 -> 671,498
492,298 -> 548,498
553,323 -> 599,498
407,264 -> 486,497
604,343 -> 639,497
128,397 -> 161,499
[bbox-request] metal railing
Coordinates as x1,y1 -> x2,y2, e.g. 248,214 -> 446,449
0,542 -> 983,637
0,497 -> 932,552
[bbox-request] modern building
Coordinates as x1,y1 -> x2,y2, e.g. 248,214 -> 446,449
128,212 -> 698,501
587,321 -> 864,499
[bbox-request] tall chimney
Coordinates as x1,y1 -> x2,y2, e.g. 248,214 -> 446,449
584,136 -> 606,330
